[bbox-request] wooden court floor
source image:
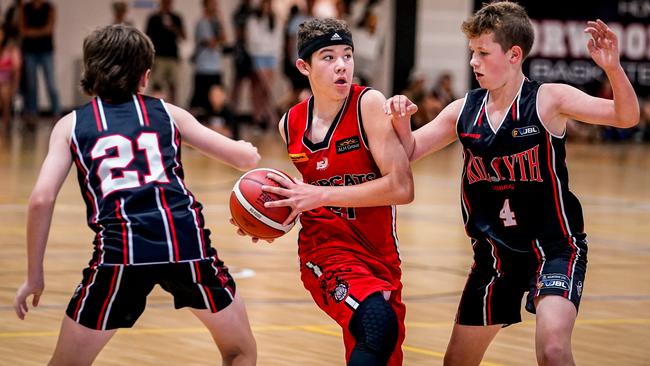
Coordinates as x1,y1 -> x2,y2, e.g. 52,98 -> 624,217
0,120 -> 649,365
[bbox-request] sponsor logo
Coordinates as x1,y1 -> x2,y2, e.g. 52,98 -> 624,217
576,281 -> 583,297
537,274 -> 570,290
289,152 -> 309,163
512,125 -> 540,138
316,157 -> 329,170
336,136 -> 360,154
331,32 -> 342,41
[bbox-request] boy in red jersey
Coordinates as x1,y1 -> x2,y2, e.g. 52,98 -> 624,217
385,2 -> 639,365
14,25 -> 259,365
236,17 -> 414,366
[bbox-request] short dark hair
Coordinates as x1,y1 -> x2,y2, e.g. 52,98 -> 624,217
80,25 -> 155,100
297,18 -> 352,62
461,1 -> 534,58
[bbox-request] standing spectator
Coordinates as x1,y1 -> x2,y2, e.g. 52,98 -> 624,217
145,0 -> 185,103
190,0 -> 226,116
280,1 -> 314,110
20,0 -> 59,118
353,10 -> 381,87
0,28 -> 21,129
111,1 -> 132,26
228,0 -> 255,126
245,0 -> 280,129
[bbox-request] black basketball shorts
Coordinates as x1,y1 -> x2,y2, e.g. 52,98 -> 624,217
455,235 -> 588,326
65,256 -> 236,330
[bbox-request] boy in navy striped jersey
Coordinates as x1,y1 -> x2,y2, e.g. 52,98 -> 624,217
386,2 -> 638,365
14,25 -> 259,365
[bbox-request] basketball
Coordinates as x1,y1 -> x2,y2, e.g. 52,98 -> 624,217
229,168 -> 297,240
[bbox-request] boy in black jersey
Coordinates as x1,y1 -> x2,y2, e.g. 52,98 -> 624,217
14,25 -> 259,365
386,2 -> 639,365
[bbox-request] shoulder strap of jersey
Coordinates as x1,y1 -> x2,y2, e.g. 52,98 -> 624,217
355,85 -> 373,148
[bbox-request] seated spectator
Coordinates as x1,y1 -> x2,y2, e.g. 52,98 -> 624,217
432,72 -> 457,107
401,71 -> 433,129
206,84 -> 238,140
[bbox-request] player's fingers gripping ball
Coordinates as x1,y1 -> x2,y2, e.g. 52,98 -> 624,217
230,168 -> 297,240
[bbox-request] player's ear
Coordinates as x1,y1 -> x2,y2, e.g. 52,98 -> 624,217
296,58 -> 310,76
139,69 -> 151,92
508,45 -> 523,64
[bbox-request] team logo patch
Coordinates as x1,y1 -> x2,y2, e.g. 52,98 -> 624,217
512,125 -> 540,138
332,282 -> 349,302
336,136 -> 360,154
576,281 -> 583,297
537,274 -> 570,290
289,152 -> 309,163
316,157 -> 329,170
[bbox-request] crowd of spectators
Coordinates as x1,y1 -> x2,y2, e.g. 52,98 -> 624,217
2,0 -> 647,143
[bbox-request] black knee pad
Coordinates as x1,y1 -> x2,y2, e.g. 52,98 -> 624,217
349,292 -> 398,359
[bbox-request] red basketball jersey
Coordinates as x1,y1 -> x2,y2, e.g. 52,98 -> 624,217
284,85 -> 400,267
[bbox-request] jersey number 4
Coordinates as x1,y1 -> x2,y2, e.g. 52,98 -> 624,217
499,199 -> 517,227
91,133 -> 169,197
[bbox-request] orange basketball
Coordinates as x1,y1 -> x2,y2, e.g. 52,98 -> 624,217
229,168 -> 296,240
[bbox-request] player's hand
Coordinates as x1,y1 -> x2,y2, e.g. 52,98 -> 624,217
262,173 -> 314,226
229,218 -> 274,244
384,94 -> 418,119
585,19 -> 620,73
14,277 -> 44,320
383,95 -> 418,132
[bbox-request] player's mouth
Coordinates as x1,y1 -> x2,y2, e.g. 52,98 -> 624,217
335,77 -> 348,87
474,72 -> 484,80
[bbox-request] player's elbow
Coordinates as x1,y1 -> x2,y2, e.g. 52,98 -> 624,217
390,174 -> 414,204
617,114 -> 640,128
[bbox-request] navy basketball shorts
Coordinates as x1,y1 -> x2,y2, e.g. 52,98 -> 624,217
456,235 -> 588,326
65,256 -> 236,330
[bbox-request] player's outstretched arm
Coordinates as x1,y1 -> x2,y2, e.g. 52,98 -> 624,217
262,90 -> 414,224
15,113 -> 74,320
538,20 -> 639,133
166,103 -> 260,171
385,95 -> 461,162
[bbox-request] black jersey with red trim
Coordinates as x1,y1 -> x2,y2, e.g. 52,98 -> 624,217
457,79 -> 585,251
70,95 -> 213,265
284,84 -> 401,267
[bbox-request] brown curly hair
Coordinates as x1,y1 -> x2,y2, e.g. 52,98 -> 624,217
462,1 -> 534,58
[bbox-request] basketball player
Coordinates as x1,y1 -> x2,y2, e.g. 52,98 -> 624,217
236,18 -> 414,366
13,25 -> 259,365
385,2 -> 639,365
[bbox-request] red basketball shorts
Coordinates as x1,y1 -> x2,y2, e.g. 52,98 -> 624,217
300,252 -> 406,366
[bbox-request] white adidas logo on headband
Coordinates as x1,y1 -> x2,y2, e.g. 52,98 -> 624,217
331,33 -> 342,41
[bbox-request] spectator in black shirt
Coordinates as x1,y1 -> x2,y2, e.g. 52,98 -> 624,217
145,0 -> 185,103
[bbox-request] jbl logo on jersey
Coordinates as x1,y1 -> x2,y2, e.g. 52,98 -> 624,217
512,125 -> 539,138
537,274 -> 570,290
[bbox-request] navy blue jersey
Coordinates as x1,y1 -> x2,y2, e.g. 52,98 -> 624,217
457,79 -> 585,251
70,95 -> 214,265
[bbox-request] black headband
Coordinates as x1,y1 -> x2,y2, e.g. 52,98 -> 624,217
298,31 -> 354,60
